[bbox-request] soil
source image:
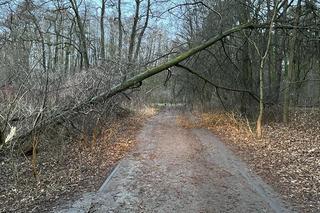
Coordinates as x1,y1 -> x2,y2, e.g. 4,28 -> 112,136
55,109 -> 293,213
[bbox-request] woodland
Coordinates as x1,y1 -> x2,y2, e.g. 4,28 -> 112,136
0,0 -> 319,212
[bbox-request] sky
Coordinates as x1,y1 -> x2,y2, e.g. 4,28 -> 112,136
96,0 -> 185,38
0,0 -> 185,39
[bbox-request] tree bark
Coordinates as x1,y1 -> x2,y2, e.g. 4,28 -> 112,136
100,0 -> 106,63
54,16 -> 62,69
283,0 -> 301,123
128,0 -> 140,65
117,0 -> 123,72
0,129 -> 4,145
69,0 -> 90,70
256,0 -> 278,138
134,0 -> 150,62
239,0 -> 252,115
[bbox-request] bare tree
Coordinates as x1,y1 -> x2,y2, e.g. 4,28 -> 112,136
128,0 -> 141,65
100,0 -> 106,63
117,0 -> 123,71
69,0 -> 90,69
256,0 -> 279,138
134,0 -> 151,62
283,0 -> 302,123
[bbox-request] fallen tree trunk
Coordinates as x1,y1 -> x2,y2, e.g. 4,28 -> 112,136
17,22 -> 255,152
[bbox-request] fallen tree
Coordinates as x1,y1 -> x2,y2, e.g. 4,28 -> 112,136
16,22 -> 257,153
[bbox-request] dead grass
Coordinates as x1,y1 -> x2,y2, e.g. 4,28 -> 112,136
200,112 -> 254,139
0,111 -> 150,212
139,106 -> 158,117
198,110 -> 320,212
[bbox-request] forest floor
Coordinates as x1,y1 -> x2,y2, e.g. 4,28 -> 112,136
192,109 -> 320,212
0,107 -> 156,213
1,107 -> 318,212
55,109 -> 293,213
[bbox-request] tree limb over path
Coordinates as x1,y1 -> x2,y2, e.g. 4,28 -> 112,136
175,64 -> 260,102
17,22 -> 256,148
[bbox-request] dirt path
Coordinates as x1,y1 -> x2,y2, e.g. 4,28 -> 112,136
55,110 -> 293,213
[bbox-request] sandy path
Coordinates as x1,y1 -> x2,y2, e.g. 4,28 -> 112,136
55,110 -> 293,213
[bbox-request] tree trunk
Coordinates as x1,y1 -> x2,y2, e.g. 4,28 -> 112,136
100,0 -> 106,63
70,0 -> 90,70
54,17 -> 62,69
47,34 -> 52,71
256,59 -> 266,138
117,0 -> 123,72
128,0 -> 140,65
283,0 -> 301,123
256,1 -> 277,138
64,42 -> 71,74
239,0 -> 252,115
273,28 -> 282,103
133,0 -> 150,62
0,129 -> 4,145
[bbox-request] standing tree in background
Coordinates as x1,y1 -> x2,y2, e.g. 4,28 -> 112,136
256,0 -> 278,138
283,0 -> 302,123
100,0 -> 107,63
134,0 -> 151,63
128,0 -> 141,65
69,0 -> 90,69
117,0 -> 123,72
239,0 -> 252,115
